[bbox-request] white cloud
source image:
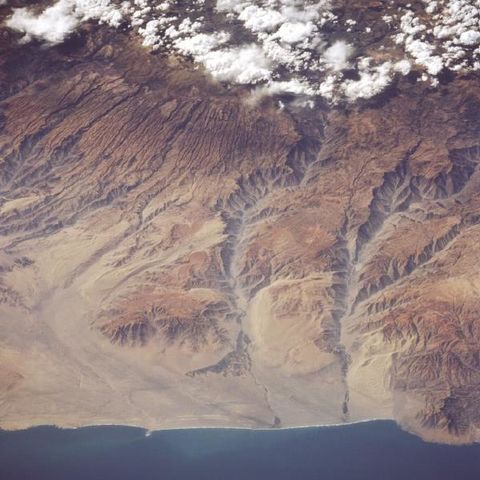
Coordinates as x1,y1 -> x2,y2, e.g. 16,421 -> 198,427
459,30 -> 480,46
342,61 -> 394,101
4,0 -> 480,104
394,1 -> 480,82
393,59 -> 412,75
320,57 -> 412,103
405,39 -> 444,75
238,5 -> 285,32
215,0 -> 246,13
323,40 -> 354,71
6,0 -> 122,45
197,44 -> 272,84
272,20 -> 315,44
174,31 -> 231,56
6,1 -> 81,44
215,0 -> 333,72
255,78 -> 316,98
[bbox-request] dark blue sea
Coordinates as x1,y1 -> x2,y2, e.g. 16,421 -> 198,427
1,420 -> 480,479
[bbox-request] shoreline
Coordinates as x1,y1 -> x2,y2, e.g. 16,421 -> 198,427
1,417 -> 391,434
2,419 -> 479,445
141,417 -> 392,436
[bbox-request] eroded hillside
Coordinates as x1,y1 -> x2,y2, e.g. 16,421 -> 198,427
1,12 -> 480,443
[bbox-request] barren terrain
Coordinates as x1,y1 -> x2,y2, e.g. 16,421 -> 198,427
1,3 -> 480,444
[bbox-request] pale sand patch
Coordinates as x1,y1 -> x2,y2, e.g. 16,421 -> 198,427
0,195 -> 39,215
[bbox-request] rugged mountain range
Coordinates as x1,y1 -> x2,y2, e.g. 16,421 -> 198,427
1,2 -> 480,443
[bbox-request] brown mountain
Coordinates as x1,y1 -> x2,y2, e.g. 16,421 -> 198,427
1,16 -> 480,443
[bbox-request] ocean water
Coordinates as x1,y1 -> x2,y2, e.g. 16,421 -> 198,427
1,421 -> 480,480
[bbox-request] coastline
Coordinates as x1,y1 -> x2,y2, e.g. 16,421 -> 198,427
0,417 -> 389,434
3,416 -> 477,445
